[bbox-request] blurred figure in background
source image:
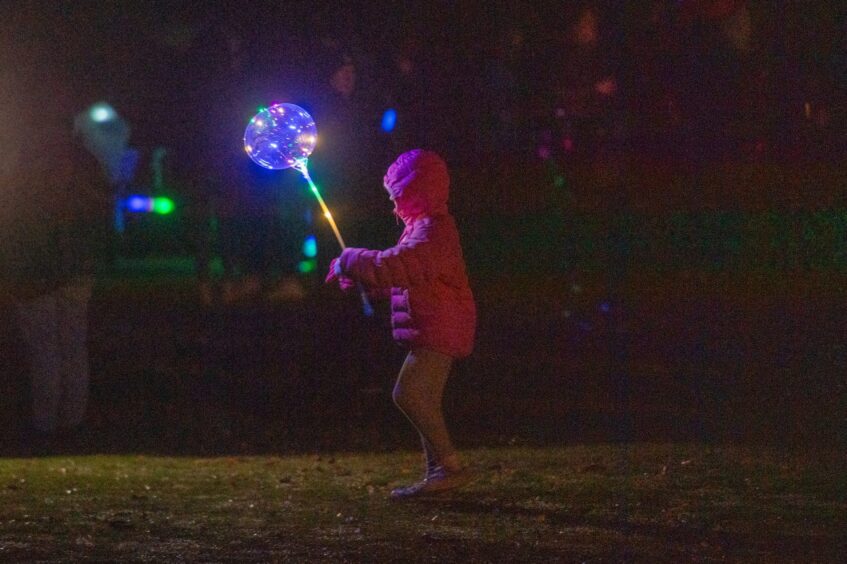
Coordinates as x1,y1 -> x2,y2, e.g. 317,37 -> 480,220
72,101 -> 133,267
0,7 -> 113,448
1,85 -> 111,443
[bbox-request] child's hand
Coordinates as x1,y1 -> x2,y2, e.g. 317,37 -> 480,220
337,275 -> 355,292
325,258 -> 343,284
326,258 -> 356,292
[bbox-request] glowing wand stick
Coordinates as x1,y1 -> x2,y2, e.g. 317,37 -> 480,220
293,160 -> 345,248
293,160 -> 373,316
243,103 -> 373,316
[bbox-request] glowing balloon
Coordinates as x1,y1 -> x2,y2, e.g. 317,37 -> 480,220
241,101 -> 372,316
243,103 -> 317,170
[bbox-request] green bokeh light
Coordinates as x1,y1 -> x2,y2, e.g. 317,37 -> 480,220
152,197 -> 175,215
298,259 -> 316,273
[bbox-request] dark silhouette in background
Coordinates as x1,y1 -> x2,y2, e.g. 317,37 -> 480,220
0,41 -> 111,442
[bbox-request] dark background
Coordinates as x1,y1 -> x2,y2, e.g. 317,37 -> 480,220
1,0 -> 845,454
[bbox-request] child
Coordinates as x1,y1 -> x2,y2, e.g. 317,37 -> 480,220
325,149 -> 477,499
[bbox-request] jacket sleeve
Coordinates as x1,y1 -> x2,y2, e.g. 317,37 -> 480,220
338,220 -> 441,289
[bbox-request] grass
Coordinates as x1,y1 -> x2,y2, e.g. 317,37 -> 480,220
2,259 -> 846,560
0,444 -> 844,562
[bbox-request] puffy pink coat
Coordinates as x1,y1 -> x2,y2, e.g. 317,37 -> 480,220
338,150 -> 476,358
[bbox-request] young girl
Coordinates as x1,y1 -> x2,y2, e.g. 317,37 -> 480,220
325,149 -> 477,499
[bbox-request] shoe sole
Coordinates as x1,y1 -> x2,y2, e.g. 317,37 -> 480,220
389,469 -> 476,500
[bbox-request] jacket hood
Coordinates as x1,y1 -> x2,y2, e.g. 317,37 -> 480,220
383,149 -> 449,222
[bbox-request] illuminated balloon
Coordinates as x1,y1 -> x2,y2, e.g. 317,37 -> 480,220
243,103 -> 317,170
241,101 -> 373,316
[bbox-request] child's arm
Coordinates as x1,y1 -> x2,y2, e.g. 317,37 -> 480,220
338,220 -> 442,289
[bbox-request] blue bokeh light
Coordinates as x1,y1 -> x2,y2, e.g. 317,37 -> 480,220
381,108 -> 397,132
126,195 -> 150,212
303,235 -> 318,258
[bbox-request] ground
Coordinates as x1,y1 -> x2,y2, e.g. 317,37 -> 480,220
0,444 -> 844,562
1,241 -> 845,561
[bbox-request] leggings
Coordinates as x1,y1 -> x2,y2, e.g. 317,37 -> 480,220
392,348 -> 458,472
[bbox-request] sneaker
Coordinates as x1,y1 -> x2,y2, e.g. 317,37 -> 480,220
389,466 -> 475,500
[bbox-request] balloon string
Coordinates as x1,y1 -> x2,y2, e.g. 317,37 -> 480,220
296,162 -> 346,249
295,160 -> 374,317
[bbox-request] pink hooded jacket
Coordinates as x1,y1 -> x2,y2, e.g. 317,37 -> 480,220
338,150 -> 476,358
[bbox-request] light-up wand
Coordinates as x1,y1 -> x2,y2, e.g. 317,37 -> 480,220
243,103 -> 373,316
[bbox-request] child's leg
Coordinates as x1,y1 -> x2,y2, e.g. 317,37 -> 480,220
393,348 -> 462,472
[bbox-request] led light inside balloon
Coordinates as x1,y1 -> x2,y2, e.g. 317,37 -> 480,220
243,103 -> 317,170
